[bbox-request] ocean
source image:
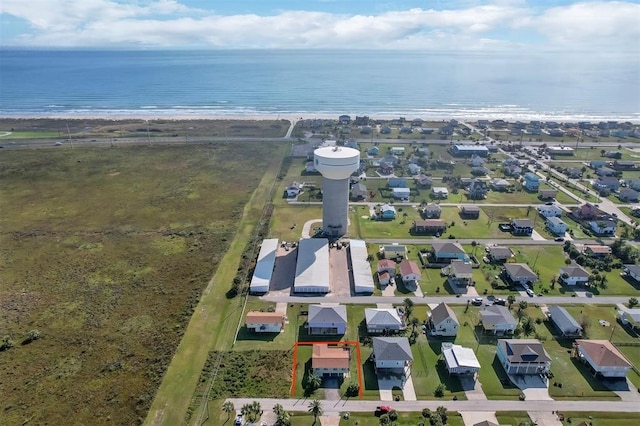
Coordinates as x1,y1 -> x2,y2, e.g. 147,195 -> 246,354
1,49 -> 638,121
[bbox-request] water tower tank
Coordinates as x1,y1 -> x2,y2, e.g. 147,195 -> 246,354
314,146 -> 360,237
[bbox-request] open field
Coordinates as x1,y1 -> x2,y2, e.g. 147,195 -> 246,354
557,411 -> 640,425
0,118 -> 290,140
0,142 -> 283,425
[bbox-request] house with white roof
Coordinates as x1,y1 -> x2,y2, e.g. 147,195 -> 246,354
442,343 -> 481,376
350,239 -> 375,294
365,308 -> 406,334
617,304 -> 640,330
537,205 -> 563,218
432,187 -> 449,199
575,340 -> 632,378
294,238 -> 330,293
249,238 -> 279,294
428,303 -> 459,337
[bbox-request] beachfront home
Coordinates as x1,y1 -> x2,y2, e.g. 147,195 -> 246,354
617,304 -> 640,330
365,308 -> 406,334
431,241 -> 469,262
442,260 -> 474,289
398,260 -> 421,290
339,115 -> 351,125
479,305 -> 517,335
487,246 -> 512,262
428,303 -> 459,337
390,147 -> 405,155
537,205 -> 563,218
594,176 -> 620,192
412,219 -> 446,235
589,219 -> 617,236
583,245 -> 612,257
547,305 -> 583,338
449,145 -> 489,157
546,216 -> 568,236
442,343 -> 481,376
497,339 -> 551,375
371,337 -> 413,375
622,265 -> 640,282
523,173 -> 540,191
559,264 -> 591,286
618,188 -> 639,202
245,311 -> 285,333
415,174 -> 433,188
312,344 -> 350,377
575,340 -> 632,378
432,187 -> 449,199
539,189 -> 558,200
388,177 -> 407,187
379,204 -> 397,220
308,304 -> 347,335
367,146 -> 380,156
502,263 -> 538,286
407,163 -> 422,175
491,178 -> 511,191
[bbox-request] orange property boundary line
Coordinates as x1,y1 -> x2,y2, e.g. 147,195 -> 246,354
291,341 -> 364,399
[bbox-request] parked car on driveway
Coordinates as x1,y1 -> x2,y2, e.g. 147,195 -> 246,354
471,297 -> 483,306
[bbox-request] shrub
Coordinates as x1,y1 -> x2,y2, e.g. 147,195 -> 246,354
422,408 -> 432,418
345,382 -> 359,397
433,383 -> 445,398
22,329 -> 41,345
0,336 -> 14,352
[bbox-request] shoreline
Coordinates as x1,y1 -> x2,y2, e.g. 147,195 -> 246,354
1,112 -> 639,124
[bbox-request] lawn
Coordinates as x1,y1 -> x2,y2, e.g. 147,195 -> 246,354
0,142 -> 284,426
339,411 -> 464,426
270,205 -> 324,240
232,299 -> 299,352
495,411 -> 532,426
411,334 -> 468,400
556,412 -> 640,426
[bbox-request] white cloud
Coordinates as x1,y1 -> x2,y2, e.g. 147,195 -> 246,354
0,0 -> 638,52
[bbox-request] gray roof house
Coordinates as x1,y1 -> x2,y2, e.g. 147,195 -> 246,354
548,305 -> 583,338
431,241 -> 469,262
479,305 -> 517,335
503,263 -> 538,286
428,303 -> 459,337
308,304 -> 347,335
496,339 -> 551,375
365,308 -> 406,334
488,246 -> 513,262
372,336 -> 413,374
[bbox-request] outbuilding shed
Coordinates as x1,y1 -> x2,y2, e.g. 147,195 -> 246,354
350,239 -> 375,294
294,238 -> 330,293
249,238 -> 279,294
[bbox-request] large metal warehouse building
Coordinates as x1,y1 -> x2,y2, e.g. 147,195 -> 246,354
349,239 -> 374,294
294,238 -> 330,293
249,238 -> 278,294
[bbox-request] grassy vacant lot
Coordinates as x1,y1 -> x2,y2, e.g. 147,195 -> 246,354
339,411 -> 464,425
557,412 -> 640,426
0,118 -> 289,140
495,411 -> 532,425
0,142 -> 282,425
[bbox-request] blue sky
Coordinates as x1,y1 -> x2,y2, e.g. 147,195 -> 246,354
1,1 -> 639,52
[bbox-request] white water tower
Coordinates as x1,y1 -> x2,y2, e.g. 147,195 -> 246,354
314,146 -> 360,237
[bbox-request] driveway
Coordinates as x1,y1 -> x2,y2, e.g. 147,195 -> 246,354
377,370 -> 417,401
508,374 -> 552,400
459,375 -> 487,400
531,230 -> 547,241
323,377 -> 341,401
460,411 -> 499,426
529,411 -> 563,426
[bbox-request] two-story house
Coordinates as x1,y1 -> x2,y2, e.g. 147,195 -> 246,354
428,303 -> 459,337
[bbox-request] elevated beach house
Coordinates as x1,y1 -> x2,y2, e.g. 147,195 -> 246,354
496,339 -> 551,375
428,303 -> 459,337
308,304 -> 347,335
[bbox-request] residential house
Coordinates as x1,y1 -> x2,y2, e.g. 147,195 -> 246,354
431,241 -> 469,262
412,219 -> 446,236
407,163 -> 422,175
380,126 -> 392,135
575,340 -> 632,378
594,176 -> 620,192
546,216 -> 568,236
381,154 -> 400,166
378,162 -> 394,175
442,260 -> 474,289
596,166 -> 617,177
419,128 -> 435,135
442,343 -> 481,376
439,125 -> 455,136
398,260 -> 421,289
467,179 -> 488,199
411,118 -> 424,126
560,263 -> 591,286
548,145 -> 573,155
571,203 -> 601,220
565,167 -> 583,178
305,161 -> 318,173
491,178 -> 511,191
382,244 -> 407,260
469,155 -> 485,167
428,303 -> 459,337
308,304 -> 347,335
583,245 -> 612,257
612,160 -> 636,170
379,204 -> 397,220
345,139 -> 359,149
432,187 -> 449,199
312,344 -> 350,377
245,311 -> 285,333
503,263 -> 538,286
617,304 -> 640,330
371,336 -> 413,375
479,305 -> 517,335
622,264 -> 640,282
422,204 -> 441,219
537,205 -> 563,218
416,146 -> 430,156
589,160 -> 607,169
548,305 -> 583,338
626,178 -> 640,191
367,146 -> 380,156
377,259 -> 396,287
365,308 -> 406,334
388,177 -> 407,188
338,114 -> 351,125
360,126 -> 372,134
539,189 -> 558,200
415,174 -> 433,188
392,188 -> 411,199
618,188 -> 639,202
389,147 -> 405,156
350,182 -> 368,200
399,126 -> 413,134
496,339 -> 551,375
523,172 -> 540,191
589,219 -> 617,236
487,246 -> 512,262
511,218 -> 534,235
460,205 -> 481,219
504,163 -> 522,176
449,144 -> 489,157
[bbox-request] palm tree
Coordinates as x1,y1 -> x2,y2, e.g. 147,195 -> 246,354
272,403 -> 284,417
307,373 -> 322,392
222,401 -> 235,421
507,295 -> 516,308
308,399 -> 323,424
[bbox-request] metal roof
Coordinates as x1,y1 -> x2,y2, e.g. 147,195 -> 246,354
294,238 -> 330,292
548,305 -> 582,333
249,238 -> 278,292
350,239 -> 375,293
442,343 -> 481,369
